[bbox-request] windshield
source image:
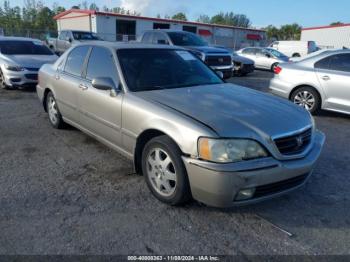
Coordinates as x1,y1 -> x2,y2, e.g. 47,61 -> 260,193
167,32 -> 207,46
266,48 -> 287,58
117,49 -> 223,92
72,31 -> 100,40
0,40 -> 53,55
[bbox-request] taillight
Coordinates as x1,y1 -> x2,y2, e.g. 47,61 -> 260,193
274,66 -> 282,74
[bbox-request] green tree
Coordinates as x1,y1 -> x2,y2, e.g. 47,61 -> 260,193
196,14 -> 210,24
265,25 -> 280,40
210,12 -> 251,28
172,12 -> 187,21
210,12 -> 226,25
330,21 -> 344,26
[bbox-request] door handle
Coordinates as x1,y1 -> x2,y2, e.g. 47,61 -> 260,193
322,75 -> 330,81
79,84 -> 88,90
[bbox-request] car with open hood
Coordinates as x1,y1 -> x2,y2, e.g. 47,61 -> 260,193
37,42 -> 325,208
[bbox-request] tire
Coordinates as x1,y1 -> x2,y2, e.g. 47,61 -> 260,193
141,135 -> 191,206
292,53 -> 301,58
46,91 -> 65,129
290,86 -> 321,114
271,63 -> 279,72
0,70 -> 8,90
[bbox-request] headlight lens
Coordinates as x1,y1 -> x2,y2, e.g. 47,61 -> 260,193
198,138 -> 268,163
5,65 -> 24,71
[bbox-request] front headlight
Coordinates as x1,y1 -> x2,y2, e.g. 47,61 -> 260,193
4,65 -> 24,71
198,138 -> 268,163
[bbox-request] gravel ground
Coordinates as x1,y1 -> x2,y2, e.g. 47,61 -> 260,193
0,70 -> 349,255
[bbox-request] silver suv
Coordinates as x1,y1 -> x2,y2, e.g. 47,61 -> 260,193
37,42 -> 325,208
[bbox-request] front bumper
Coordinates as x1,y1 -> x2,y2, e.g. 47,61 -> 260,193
183,131 -> 325,208
234,63 -> 255,75
2,69 -> 38,87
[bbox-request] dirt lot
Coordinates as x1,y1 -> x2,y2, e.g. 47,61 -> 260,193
0,70 -> 349,255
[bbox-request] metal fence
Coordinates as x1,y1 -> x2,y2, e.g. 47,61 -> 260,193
2,28 -> 58,41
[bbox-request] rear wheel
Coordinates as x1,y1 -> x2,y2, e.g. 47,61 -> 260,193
292,53 -> 301,58
142,135 -> 191,206
291,86 -> 321,114
46,91 -> 65,129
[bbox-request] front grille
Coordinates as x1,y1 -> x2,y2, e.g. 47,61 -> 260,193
205,55 -> 232,66
254,174 -> 309,199
274,128 -> 312,155
25,74 -> 38,80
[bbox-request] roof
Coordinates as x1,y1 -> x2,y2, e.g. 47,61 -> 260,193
302,23 -> 350,31
54,9 -> 266,32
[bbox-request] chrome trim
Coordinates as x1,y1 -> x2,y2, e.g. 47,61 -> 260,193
271,125 -> 313,140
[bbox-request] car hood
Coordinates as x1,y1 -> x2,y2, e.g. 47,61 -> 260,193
186,46 -> 230,54
135,83 -> 311,139
5,55 -> 58,68
232,55 -> 254,64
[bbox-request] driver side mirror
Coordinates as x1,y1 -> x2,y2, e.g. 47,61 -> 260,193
92,77 -> 116,91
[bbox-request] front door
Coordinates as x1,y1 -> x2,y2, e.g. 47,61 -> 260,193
78,46 -> 123,146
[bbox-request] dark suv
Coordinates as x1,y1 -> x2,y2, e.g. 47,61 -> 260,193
140,30 -> 233,79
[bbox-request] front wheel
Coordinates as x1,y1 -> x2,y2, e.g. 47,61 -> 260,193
291,87 -> 321,114
46,92 -> 65,129
0,70 -> 8,89
142,136 -> 191,206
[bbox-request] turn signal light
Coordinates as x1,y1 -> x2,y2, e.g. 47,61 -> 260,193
274,66 -> 282,74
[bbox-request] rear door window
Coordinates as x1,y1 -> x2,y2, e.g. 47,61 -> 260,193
315,54 -> 350,72
85,46 -> 118,84
152,32 -> 169,45
329,54 -> 350,73
64,46 -> 90,77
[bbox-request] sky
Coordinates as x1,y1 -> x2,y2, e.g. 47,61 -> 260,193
3,0 -> 350,28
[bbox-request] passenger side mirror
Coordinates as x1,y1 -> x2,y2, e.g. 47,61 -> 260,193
66,37 -> 72,43
157,39 -> 168,45
265,53 -> 271,58
92,77 -> 116,91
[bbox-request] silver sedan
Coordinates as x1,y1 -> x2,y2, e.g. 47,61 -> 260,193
0,37 -> 58,89
237,47 -> 289,71
37,42 -> 324,208
269,49 -> 350,115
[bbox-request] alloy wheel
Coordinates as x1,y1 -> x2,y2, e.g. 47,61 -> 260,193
293,91 -> 315,111
146,148 -> 177,197
48,96 -> 59,125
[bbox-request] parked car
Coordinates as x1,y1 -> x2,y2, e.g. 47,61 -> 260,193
231,51 -> 255,76
0,37 -> 58,89
269,41 -> 318,58
269,49 -> 350,115
37,42 -> 325,208
140,30 -> 233,79
237,47 -> 289,71
47,30 -> 101,55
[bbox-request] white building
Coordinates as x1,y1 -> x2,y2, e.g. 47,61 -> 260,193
54,9 -> 266,50
301,23 -> 350,49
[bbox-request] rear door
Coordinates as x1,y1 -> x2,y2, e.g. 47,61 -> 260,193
78,46 -> 123,146
315,53 -> 350,112
54,45 -> 90,123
